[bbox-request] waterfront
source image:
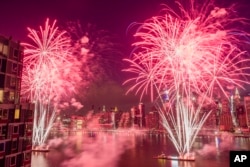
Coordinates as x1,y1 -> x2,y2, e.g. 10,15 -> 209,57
31,132 -> 250,167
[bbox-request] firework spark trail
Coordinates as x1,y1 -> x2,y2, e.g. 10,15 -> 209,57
21,19 -> 82,147
124,0 -> 250,157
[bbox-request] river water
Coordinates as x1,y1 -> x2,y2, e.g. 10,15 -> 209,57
31,131 -> 250,167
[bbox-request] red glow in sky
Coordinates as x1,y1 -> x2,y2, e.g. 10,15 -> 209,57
1,0 -> 249,42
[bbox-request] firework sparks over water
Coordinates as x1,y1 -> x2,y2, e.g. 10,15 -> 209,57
124,0 -> 250,157
21,19 -> 82,146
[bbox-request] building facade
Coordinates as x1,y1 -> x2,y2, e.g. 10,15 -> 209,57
0,35 -> 34,167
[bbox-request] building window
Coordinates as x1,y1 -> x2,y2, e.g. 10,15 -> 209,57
24,152 -> 31,161
0,126 -> 2,136
0,142 -> 5,152
12,63 -> 18,73
0,109 -> 8,119
26,124 -> 32,133
27,110 -> 33,118
10,156 -> 16,166
16,78 -> 20,90
26,137 -> 32,146
10,77 -> 16,87
13,49 -> 19,58
0,90 -> 3,103
12,140 -> 17,150
9,91 -> 15,101
13,126 -> 19,134
14,92 -> 19,104
0,125 -> 7,138
3,44 -> 9,56
14,108 -> 20,119
0,59 -> 6,73
0,43 -> 3,53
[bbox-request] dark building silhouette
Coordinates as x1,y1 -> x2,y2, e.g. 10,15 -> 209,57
0,35 -> 34,167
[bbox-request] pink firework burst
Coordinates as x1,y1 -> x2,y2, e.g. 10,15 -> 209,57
23,19 -> 71,68
21,19 -> 82,146
124,0 -> 250,102
22,19 -> 82,103
124,0 -> 250,157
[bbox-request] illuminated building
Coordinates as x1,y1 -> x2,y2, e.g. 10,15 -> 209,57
138,103 -> 146,127
0,35 -> 34,167
130,103 -> 146,128
145,111 -> 159,130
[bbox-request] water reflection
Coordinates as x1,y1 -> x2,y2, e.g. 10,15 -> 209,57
172,160 -> 195,167
234,137 -> 250,149
155,159 -> 195,167
31,133 -> 250,167
31,152 -> 49,167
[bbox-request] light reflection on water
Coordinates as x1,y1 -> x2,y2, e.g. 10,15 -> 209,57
31,133 -> 250,167
31,152 -> 49,167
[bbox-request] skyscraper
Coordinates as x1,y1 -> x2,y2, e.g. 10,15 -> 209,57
138,103 -> 146,128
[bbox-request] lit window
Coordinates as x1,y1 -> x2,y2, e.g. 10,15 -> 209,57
9,91 -> 15,101
14,108 -> 20,119
0,43 -> 3,53
3,45 -> 8,56
0,90 -> 3,103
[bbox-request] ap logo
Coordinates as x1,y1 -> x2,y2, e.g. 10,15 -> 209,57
230,151 -> 250,167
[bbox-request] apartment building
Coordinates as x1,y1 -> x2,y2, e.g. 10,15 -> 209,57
0,35 -> 34,167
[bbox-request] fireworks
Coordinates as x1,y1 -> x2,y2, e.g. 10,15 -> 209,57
22,19 -> 82,146
66,21 -> 124,81
124,0 -> 250,157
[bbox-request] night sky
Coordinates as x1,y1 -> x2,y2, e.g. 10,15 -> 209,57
1,0 -> 250,112
0,0 -> 168,42
1,0 -> 249,42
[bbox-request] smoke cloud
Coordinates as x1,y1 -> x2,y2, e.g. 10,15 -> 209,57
196,132 -> 234,157
47,130 -> 138,167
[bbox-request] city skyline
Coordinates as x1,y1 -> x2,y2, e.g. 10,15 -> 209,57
1,1 -> 250,166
